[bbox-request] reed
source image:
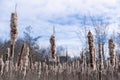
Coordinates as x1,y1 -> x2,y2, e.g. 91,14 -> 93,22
4,48 -> 10,73
108,38 -> 115,67
10,12 -> 18,59
50,27 -> 56,60
0,55 -> 4,75
87,31 -> 96,70
18,43 -> 25,67
22,45 -> 29,78
98,43 -> 104,80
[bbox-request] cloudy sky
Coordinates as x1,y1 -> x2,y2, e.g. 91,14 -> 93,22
0,0 -> 120,57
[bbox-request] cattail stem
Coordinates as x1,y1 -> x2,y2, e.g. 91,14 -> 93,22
9,44 -> 15,73
10,44 -> 15,60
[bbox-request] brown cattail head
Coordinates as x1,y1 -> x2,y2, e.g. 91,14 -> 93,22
50,34 -> 56,60
108,38 -> 115,67
87,31 -> 94,43
87,31 -> 96,70
98,43 -> 104,70
10,12 -> 18,44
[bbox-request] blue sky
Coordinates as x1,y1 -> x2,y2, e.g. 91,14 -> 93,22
0,0 -> 120,57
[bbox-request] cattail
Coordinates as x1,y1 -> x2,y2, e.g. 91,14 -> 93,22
5,48 -> 10,61
76,60 -> 80,69
98,43 -> 104,80
15,63 -> 18,71
22,45 -> 29,77
10,11 -> 18,63
18,43 -> 25,67
80,50 -> 84,60
4,61 -> 9,73
0,55 -> 4,75
108,38 -> 115,67
45,64 -> 49,75
8,9 -> 18,76
87,31 -> 96,70
10,12 -> 18,45
58,63 -> 62,73
57,56 -> 60,65
82,56 -> 87,73
66,49 -> 68,63
81,51 -> 87,71
34,61 -> 39,75
38,62 -> 41,79
50,27 -> 56,60
98,43 -> 104,70
115,55 -> 118,69
118,62 -> 120,73
106,58 -> 111,69
4,48 -> 10,73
